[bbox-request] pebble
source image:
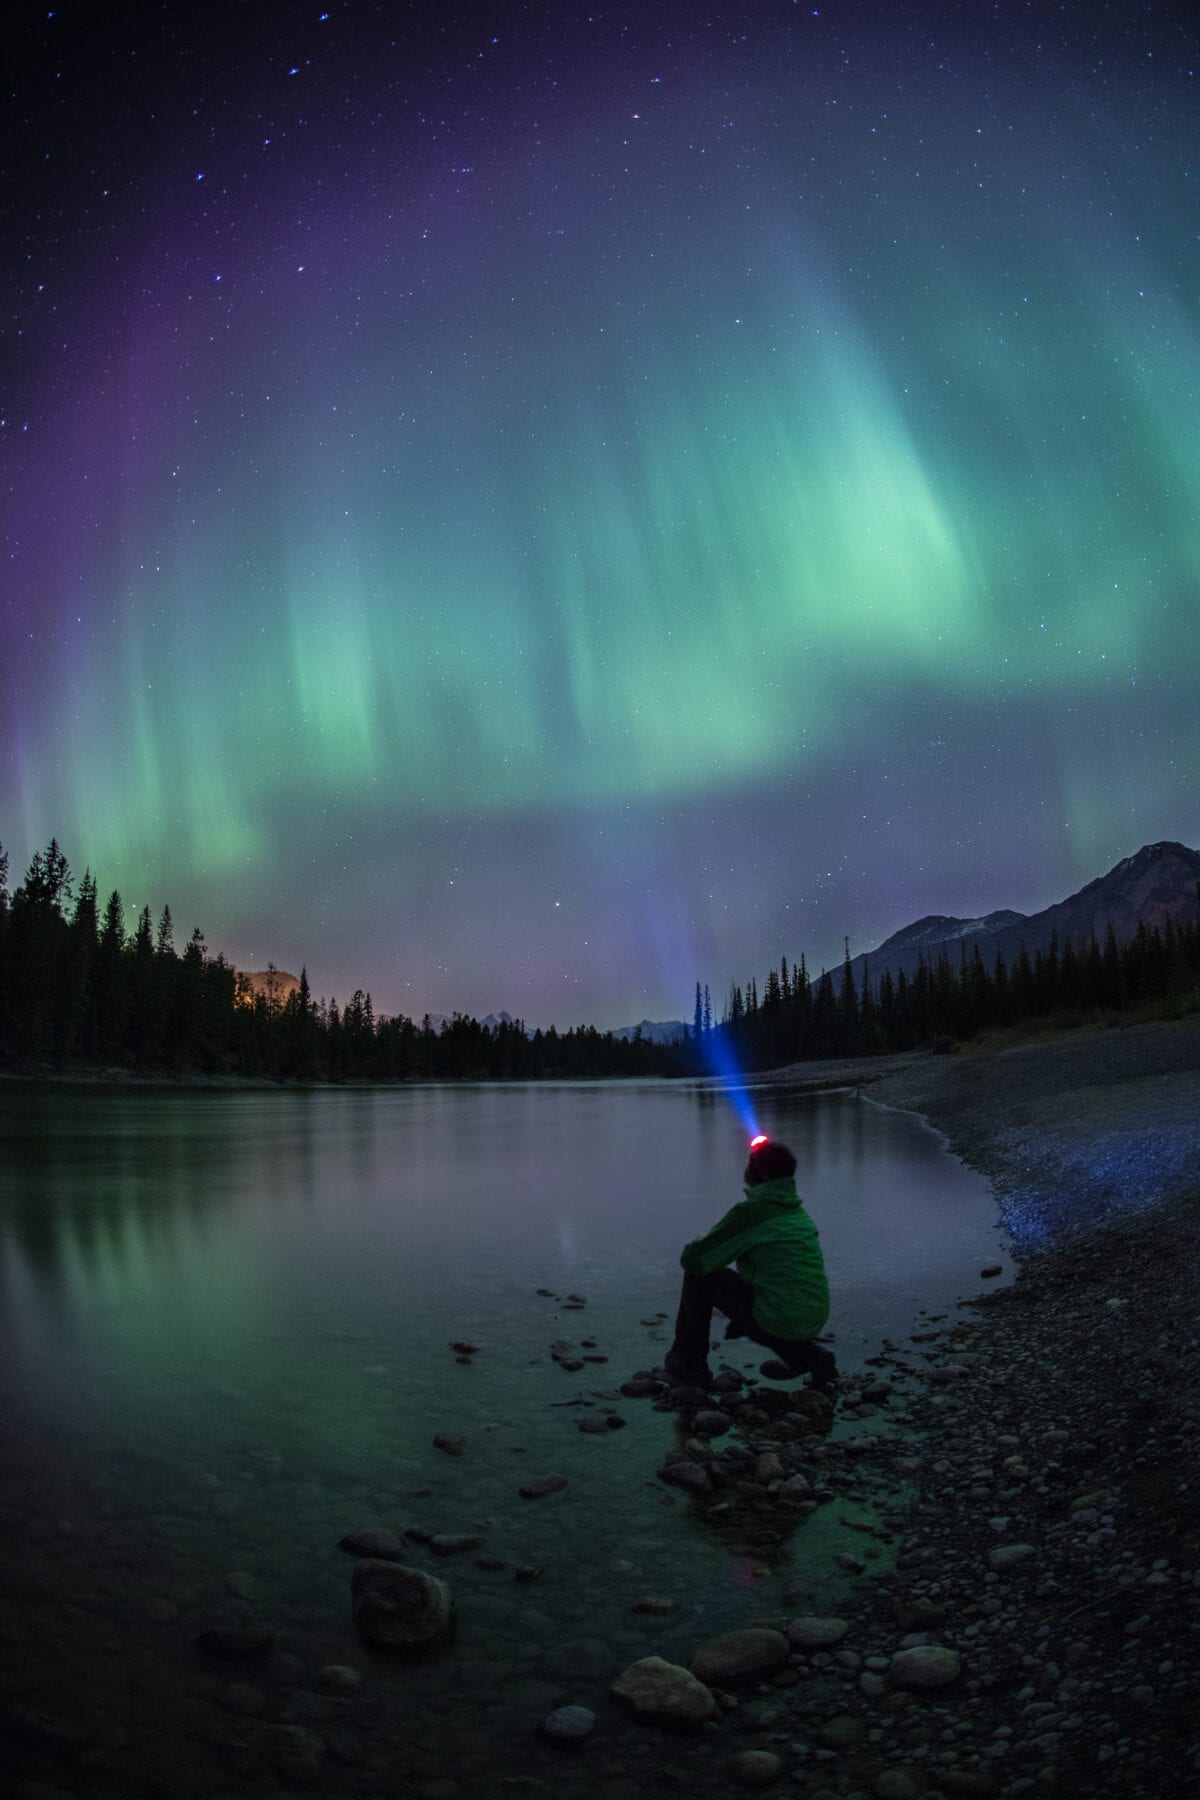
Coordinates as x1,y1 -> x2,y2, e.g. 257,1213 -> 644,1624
519,1474 -> 569,1500
609,1657 -> 719,1731
786,1616 -> 851,1650
429,1533 -> 485,1556
433,1432 -> 468,1456
538,1704 -> 596,1744
723,1748 -> 783,1786
657,1460 -> 711,1493
196,1623 -> 276,1662
690,1628 -> 789,1684
988,1543 -> 1037,1572
350,1562 -> 454,1649
889,1646 -> 963,1690
339,1527 -> 404,1559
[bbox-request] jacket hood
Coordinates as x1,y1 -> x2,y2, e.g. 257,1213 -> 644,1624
743,1176 -> 801,1207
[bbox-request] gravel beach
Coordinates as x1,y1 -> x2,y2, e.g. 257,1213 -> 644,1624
722,1015 -> 1200,1799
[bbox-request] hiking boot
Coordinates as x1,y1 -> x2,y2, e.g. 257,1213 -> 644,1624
663,1349 -> 713,1387
758,1346 -> 840,1392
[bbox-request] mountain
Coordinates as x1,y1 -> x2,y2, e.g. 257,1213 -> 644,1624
611,1018 -> 689,1045
850,841 -> 1200,988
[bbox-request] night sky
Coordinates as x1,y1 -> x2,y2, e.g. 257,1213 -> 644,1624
3,2 -> 1197,1028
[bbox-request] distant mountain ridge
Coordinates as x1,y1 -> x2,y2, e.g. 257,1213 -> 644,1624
849,841 -> 1200,988
611,1017 -> 689,1045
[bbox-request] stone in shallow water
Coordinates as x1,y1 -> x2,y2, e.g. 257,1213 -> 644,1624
433,1432 -> 468,1456
657,1460 -> 711,1494
196,1623 -> 276,1662
236,1721 -> 325,1781
609,1656 -> 718,1731
888,1645 -> 962,1690
351,1561 -> 454,1650
429,1534 -> 485,1556
519,1474 -> 568,1499
538,1704 -> 597,1744
690,1628 -> 789,1684
339,1527 -> 404,1559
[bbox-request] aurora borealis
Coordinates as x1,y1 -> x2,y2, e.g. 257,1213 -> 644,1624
3,3 -> 1198,1026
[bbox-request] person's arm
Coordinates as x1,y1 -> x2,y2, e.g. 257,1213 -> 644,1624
680,1199 -> 763,1275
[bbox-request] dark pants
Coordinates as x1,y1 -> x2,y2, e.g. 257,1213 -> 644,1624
671,1268 -> 824,1372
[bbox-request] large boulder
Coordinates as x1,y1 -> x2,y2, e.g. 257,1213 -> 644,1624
350,1561 -> 454,1651
610,1656 -> 719,1731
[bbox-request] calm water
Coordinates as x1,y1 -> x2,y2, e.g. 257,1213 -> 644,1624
0,1080 -> 1009,1798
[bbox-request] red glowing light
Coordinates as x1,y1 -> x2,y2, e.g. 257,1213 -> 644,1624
749,1133 -> 769,1149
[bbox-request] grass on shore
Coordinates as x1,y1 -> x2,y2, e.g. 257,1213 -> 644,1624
964,988 -> 1200,1056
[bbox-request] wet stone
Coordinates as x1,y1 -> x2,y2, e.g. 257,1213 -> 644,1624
818,1713 -> 867,1749
236,1722 -> 325,1782
610,1656 -> 719,1731
578,1415 -> 610,1434
433,1433 -> 468,1457
988,1543 -> 1036,1572
724,1748 -> 784,1787
351,1562 -> 454,1650
196,1623 -> 276,1662
691,1628 -> 789,1684
538,1704 -> 597,1744
519,1474 -> 568,1500
429,1533 -> 486,1556
889,1645 -> 962,1690
631,1596 -> 678,1616
786,1616 -> 850,1650
692,1409 -> 733,1437
339,1528 -> 404,1560
657,1460 -> 711,1494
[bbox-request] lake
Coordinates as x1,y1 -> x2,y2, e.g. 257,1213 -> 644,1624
0,1079 -> 1010,1797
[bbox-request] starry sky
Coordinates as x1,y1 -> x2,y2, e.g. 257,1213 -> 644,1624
2,2 -> 1198,1028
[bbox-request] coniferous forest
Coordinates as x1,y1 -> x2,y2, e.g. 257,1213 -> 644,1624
1,837 -> 1197,1084
0,839 -> 678,1081
698,892 -> 1200,1075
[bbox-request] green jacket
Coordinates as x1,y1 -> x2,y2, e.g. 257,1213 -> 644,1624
680,1176 -> 830,1340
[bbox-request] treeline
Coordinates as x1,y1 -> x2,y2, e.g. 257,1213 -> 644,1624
695,896 -> 1200,1072
0,838 -> 679,1082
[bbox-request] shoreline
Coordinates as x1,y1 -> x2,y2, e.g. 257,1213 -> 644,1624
721,1012 -> 1200,1796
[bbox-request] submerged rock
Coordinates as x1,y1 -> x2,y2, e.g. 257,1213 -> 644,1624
433,1432 -> 468,1456
350,1561 -> 454,1650
785,1616 -> 850,1650
610,1656 -> 719,1731
519,1474 -> 569,1499
339,1528 -> 404,1560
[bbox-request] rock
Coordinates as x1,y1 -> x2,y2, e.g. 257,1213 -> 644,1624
433,1432 -> 468,1456
980,1265 -> 1003,1278
449,1340 -> 479,1354
888,1645 -> 962,1690
339,1528 -> 404,1559
196,1623 -> 276,1662
692,1410 -> 733,1437
236,1722 -> 325,1781
350,1562 -> 454,1650
657,1460 -> 711,1493
786,1615 -> 851,1650
754,1452 -> 784,1484
621,1377 -> 665,1398
875,1772 -> 920,1800
987,1543 -> 1036,1572
630,1596 -> 678,1615
316,1664 -> 362,1693
519,1474 -> 568,1499
778,1474 -> 813,1502
724,1748 -> 783,1786
559,1358 -> 586,1372
610,1656 -> 719,1731
515,1565 -> 542,1581
690,1628 -> 789,1684
429,1533 -> 485,1556
578,1415 -> 610,1434
818,1713 -> 866,1748
538,1704 -> 597,1744
604,1413 -> 626,1430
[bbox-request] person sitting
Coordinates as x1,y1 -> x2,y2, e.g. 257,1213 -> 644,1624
663,1136 -> 836,1391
